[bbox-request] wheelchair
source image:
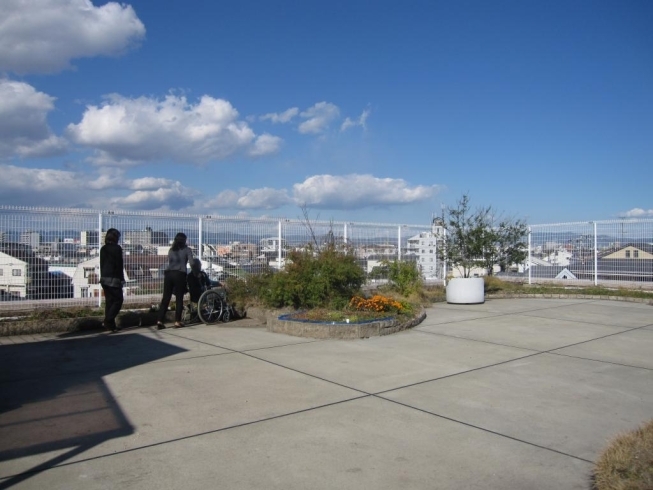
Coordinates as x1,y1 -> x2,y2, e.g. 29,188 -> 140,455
183,286 -> 234,325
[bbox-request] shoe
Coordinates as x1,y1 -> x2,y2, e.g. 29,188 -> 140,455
156,322 -> 166,330
103,322 -> 118,332
173,322 -> 185,329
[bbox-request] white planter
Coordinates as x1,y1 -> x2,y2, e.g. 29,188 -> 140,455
446,277 -> 485,304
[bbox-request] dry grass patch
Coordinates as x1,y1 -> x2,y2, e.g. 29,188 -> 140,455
592,419 -> 653,490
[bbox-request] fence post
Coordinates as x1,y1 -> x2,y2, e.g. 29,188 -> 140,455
278,219 -> 282,269
443,229 -> 448,286
526,226 -> 533,286
198,217 -> 203,262
98,213 -> 103,308
593,221 -> 598,286
397,226 -> 401,261
344,223 -> 347,244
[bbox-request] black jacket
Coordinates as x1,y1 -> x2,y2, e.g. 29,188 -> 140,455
187,271 -> 211,302
100,243 -> 125,288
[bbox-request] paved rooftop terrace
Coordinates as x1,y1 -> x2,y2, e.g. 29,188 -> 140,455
1,298 -> 652,489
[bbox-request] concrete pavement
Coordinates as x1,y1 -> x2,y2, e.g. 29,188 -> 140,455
1,298 -> 652,489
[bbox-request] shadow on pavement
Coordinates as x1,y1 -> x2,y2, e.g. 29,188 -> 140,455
0,333 -> 187,488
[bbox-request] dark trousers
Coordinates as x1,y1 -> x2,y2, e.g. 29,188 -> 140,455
102,284 -> 124,328
158,270 -> 187,322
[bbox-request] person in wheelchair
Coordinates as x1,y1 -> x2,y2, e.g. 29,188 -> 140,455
186,259 -> 232,324
187,259 -> 214,312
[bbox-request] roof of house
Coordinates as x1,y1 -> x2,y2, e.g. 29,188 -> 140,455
0,242 -> 48,268
123,256 -> 169,268
598,242 -> 653,259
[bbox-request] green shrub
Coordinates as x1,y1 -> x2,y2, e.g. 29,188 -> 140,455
592,419 -> 653,490
224,270 -> 274,309
386,260 -> 423,296
368,264 -> 389,280
262,244 -> 365,309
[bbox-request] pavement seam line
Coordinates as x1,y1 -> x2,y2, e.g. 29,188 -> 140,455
150,331 -> 375,395
416,320 -> 652,356
372,350 -> 545,395
540,323 -> 653,353
414,328 -> 541,351
372,395 -> 594,464
547,351 -> 653,372
518,312 -> 650,330
0,395 -> 372,480
163,329 -> 325,354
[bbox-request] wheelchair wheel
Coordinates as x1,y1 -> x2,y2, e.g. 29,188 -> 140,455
222,308 -> 231,323
197,290 -> 224,324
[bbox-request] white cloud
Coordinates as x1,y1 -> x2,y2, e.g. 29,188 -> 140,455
622,208 -> 653,218
86,168 -> 178,191
341,109 -> 370,131
207,174 -> 441,212
110,183 -> 196,211
298,102 -> 340,134
0,164 -> 88,206
0,79 -> 68,158
0,163 -> 440,214
0,0 -> 146,75
0,163 -> 198,211
210,188 -> 293,210
292,174 -> 442,209
67,94 -> 277,165
130,176 -> 178,191
250,133 -> 282,156
260,107 -> 299,123
87,167 -> 128,190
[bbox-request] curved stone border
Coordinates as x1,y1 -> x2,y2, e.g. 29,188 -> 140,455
266,309 -> 426,339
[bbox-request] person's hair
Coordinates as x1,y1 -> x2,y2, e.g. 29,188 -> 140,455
171,232 -> 187,251
105,228 -> 121,245
191,258 -> 202,272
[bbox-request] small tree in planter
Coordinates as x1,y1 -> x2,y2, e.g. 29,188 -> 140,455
439,194 -> 527,303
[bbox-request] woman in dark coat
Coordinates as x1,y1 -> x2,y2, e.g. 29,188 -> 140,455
100,228 -> 125,332
157,232 -> 193,329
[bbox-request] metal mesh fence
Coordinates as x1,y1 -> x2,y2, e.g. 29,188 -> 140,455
2,205 -> 652,312
528,220 -> 653,287
0,206 -> 431,312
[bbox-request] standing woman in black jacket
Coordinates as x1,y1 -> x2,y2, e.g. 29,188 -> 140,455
157,232 -> 193,329
100,228 -> 125,332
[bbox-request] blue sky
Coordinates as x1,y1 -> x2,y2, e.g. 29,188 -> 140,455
1,0 -> 651,225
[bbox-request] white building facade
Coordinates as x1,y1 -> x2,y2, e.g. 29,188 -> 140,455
406,218 -> 445,280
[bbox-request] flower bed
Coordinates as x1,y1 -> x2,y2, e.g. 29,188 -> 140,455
268,309 -> 425,339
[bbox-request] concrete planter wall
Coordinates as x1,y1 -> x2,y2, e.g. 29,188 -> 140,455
446,277 -> 485,304
0,310 -> 174,337
267,309 -> 426,339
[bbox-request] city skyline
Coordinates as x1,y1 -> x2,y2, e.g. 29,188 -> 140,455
1,0 -> 651,225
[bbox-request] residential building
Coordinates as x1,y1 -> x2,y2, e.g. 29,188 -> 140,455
543,247 -> 572,266
599,243 -> 653,260
0,242 -> 50,298
123,227 -> 169,247
20,231 -> 40,250
72,255 -> 170,298
406,217 -> 445,280
72,257 -> 101,298
80,230 -> 100,248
